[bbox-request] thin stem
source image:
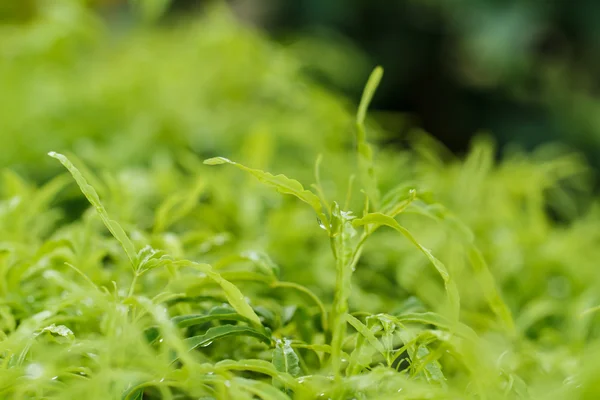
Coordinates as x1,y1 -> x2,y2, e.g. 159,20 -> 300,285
330,255 -> 350,377
128,272 -> 139,298
330,230 -> 369,377
271,281 -> 328,331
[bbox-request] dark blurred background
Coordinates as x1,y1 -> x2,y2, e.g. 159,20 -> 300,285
5,0 -> 600,165
227,0 -> 600,163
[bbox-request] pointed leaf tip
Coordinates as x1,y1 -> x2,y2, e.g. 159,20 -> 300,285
204,157 -> 233,166
357,66 -> 384,126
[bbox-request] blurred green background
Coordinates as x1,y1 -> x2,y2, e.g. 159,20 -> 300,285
5,0 -> 600,169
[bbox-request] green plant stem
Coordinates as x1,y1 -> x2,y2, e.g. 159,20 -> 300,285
128,272 -> 139,298
330,231 -> 368,377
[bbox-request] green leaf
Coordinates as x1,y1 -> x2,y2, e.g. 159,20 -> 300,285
48,152 -> 137,266
391,312 -> 478,342
173,312 -> 253,329
381,185 -> 417,217
271,281 -> 328,331
233,377 -> 292,400
215,360 -> 308,396
215,251 -> 280,279
357,67 -> 383,127
36,324 -> 74,340
272,338 -> 301,378
172,260 -> 263,326
468,247 -> 515,334
346,314 -> 386,357
121,380 -> 174,400
403,200 -> 513,332
153,179 -> 205,233
204,157 -> 327,224
151,292 -> 185,305
184,325 -> 271,351
204,157 -> 231,165
355,66 -> 383,209
135,245 -> 171,274
415,344 -> 446,385
128,390 -> 144,400
353,212 -> 460,321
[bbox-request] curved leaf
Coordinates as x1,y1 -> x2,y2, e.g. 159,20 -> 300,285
215,360 -> 308,396
355,66 -> 383,209
233,377 -> 291,400
353,212 -> 460,321
173,312 -> 252,329
204,157 -> 327,224
346,314 -> 386,357
184,325 -> 271,352
171,260 -> 262,326
48,152 -> 137,266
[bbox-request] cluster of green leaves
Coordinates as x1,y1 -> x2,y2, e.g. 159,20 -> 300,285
2,2 -> 600,400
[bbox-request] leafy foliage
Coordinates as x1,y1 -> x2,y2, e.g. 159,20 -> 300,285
0,3 -> 599,400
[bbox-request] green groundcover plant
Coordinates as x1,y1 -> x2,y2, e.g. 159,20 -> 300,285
3,2 -> 600,400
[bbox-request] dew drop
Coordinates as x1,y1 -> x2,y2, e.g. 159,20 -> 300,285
25,363 -> 44,379
317,217 -> 327,230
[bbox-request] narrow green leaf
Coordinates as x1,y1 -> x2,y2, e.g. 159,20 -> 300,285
204,157 -> 231,165
271,281 -> 328,331
48,152 -> 137,266
233,377 -> 292,400
468,247 -> 515,334
37,324 -> 74,340
346,314 -> 386,357
220,271 -> 275,284
354,212 -> 460,321
357,66 -> 384,127
173,312 -> 252,329
355,67 -> 383,210
272,338 -> 301,378
216,251 -> 280,279
391,312 -> 478,342
203,157 -> 327,224
381,186 -> 417,217
415,344 -> 446,385
215,360 -> 308,396
171,260 -> 263,326
129,390 -> 144,400
153,179 -> 205,233
121,380 -> 175,400
402,200 -> 513,332
184,325 -> 271,352
152,292 -> 185,305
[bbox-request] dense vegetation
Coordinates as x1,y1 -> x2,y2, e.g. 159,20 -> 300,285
2,3 -> 600,399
